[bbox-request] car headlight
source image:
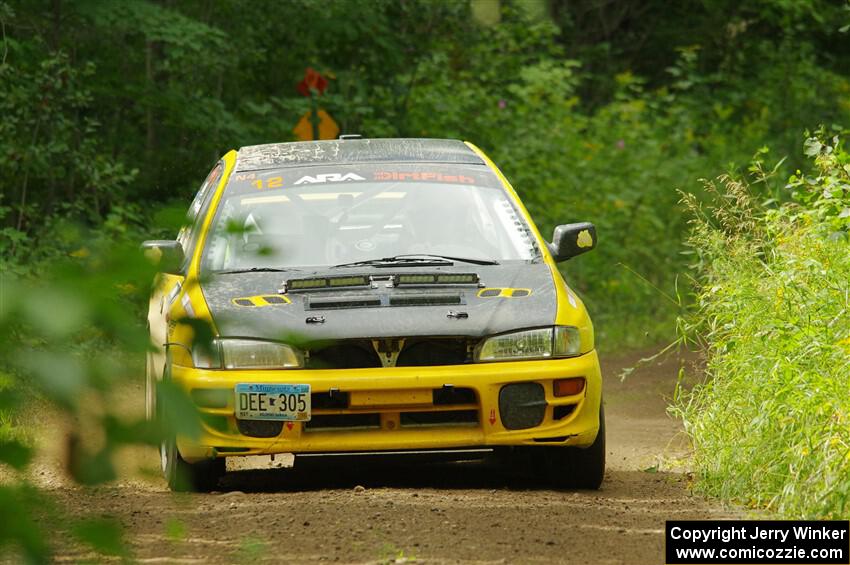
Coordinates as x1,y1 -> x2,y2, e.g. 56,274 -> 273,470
192,339 -> 303,369
475,326 -> 581,362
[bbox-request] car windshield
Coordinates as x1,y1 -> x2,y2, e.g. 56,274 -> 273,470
201,163 -> 540,272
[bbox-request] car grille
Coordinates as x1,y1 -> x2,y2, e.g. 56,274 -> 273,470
305,413 -> 381,431
304,386 -> 479,433
396,338 -> 470,366
306,341 -> 381,369
400,409 -> 477,427
312,390 -> 350,409
235,386 -> 481,438
305,338 -> 474,368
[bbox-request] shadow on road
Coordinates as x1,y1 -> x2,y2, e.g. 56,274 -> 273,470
220,457 -> 562,493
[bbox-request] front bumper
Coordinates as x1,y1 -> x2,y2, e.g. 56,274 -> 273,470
171,350 -> 602,463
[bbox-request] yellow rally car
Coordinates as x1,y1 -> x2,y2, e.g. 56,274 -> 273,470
143,138 -> 603,491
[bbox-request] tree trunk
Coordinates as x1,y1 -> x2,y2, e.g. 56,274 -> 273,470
145,39 -> 156,158
50,0 -> 62,51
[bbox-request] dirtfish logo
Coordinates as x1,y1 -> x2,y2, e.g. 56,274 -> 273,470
294,172 -> 365,185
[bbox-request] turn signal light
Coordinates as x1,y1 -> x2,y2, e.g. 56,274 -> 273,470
553,377 -> 585,397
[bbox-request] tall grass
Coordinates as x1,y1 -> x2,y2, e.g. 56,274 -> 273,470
677,132 -> 850,518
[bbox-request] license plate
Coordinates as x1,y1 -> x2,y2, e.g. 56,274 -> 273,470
235,383 -> 311,421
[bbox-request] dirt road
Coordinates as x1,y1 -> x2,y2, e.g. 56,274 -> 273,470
28,351 -> 741,564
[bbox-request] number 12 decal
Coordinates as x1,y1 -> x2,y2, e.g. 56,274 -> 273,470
253,176 -> 283,190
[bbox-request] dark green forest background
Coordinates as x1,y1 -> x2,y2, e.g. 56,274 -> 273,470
2,0 -> 849,346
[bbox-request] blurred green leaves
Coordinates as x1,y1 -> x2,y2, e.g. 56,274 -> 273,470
15,352 -> 87,408
0,486 -> 49,563
157,379 -> 202,442
0,438 -> 32,470
165,518 -> 187,542
0,229 -> 204,559
71,518 -> 128,558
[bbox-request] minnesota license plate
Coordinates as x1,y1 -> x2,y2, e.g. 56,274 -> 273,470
235,383 -> 311,421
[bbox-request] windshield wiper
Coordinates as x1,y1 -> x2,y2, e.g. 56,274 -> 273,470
393,254 -> 499,265
332,254 -> 498,268
213,267 -> 296,275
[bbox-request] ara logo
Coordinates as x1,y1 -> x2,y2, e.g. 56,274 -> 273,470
294,172 -> 365,185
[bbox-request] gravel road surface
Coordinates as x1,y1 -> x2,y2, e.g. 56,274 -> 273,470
21,350 -> 741,564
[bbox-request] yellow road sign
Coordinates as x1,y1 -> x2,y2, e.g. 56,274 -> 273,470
293,109 -> 339,141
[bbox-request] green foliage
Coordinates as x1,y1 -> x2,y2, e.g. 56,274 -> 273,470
394,14 -> 848,344
236,536 -> 268,563
0,45 -> 138,267
676,131 -> 850,517
0,438 -> 32,470
165,518 -> 187,542
0,485 -> 48,563
0,232 -> 204,559
71,518 -> 128,558
789,129 -> 850,234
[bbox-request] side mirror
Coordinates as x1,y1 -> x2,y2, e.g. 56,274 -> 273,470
141,240 -> 185,275
548,222 -> 597,262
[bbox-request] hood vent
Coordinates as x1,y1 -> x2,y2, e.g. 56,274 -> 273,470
389,294 -> 462,307
308,296 -> 382,310
306,293 -> 465,310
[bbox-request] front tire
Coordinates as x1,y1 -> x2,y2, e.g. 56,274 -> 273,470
160,435 -> 224,492
545,404 -> 606,489
157,357 -> 224,492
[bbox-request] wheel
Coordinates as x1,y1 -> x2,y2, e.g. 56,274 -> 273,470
545,404 -> 606,489
496,403 -> 606,490
160,434 -> 224,492
145,352 -> 155,422
156,358 -> 224,492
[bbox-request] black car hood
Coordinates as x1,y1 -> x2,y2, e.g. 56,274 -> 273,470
201,263 -> 556,342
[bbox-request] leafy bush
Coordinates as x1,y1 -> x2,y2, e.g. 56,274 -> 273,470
677,131 -> 850,517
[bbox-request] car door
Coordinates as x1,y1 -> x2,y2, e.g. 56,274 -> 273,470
146,161 -> 224,418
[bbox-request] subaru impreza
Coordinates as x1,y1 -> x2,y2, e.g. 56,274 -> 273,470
143,137 -> 604,491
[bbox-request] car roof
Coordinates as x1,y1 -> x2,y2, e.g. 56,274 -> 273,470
234,138 -> 485,172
